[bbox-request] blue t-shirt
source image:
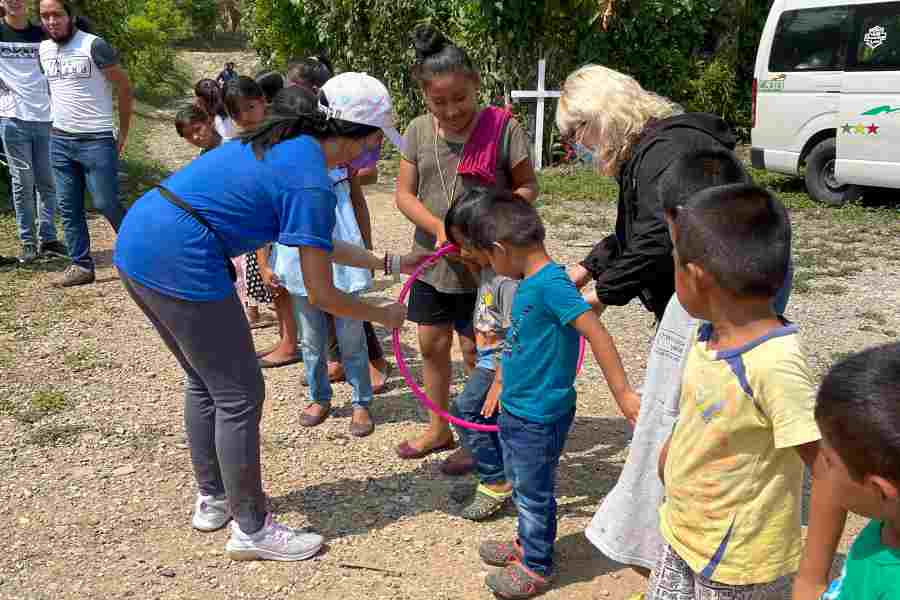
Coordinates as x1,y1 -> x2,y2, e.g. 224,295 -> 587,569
114,136 -> 336,301
501,262 -> 592,423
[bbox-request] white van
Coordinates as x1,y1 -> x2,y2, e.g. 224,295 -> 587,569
752,0 -> 900,205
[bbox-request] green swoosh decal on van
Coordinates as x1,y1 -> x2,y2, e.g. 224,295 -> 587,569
862,105 -> 900,116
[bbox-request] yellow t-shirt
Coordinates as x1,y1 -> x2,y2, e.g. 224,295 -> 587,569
659,323 -> 820,585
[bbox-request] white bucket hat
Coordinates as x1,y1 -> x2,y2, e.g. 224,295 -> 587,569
319,72 -> 404,153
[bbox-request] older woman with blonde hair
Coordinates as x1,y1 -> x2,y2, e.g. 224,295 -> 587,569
557,66 -> 803,599
558,64 -> 737,320
557,65 -> 740,594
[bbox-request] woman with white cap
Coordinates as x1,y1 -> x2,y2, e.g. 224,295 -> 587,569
113,74 -> 407,562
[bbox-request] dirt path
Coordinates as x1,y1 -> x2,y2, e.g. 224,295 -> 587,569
2,49 -> 899,600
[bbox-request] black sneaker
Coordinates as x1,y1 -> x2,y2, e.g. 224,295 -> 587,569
39,240 -> 68,258
19,244 -> 38,264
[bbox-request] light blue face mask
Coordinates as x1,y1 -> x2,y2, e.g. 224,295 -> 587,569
574,142 -> 595,165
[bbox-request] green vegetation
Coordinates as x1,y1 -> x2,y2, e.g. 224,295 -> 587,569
1,389 -> 72,425
28,424 -> 89,447
68,0 -> 194,102
119,107 -> 173,203
244,0 -> 764,150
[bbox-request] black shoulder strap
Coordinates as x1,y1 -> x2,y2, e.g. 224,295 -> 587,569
156,185 -> 237,282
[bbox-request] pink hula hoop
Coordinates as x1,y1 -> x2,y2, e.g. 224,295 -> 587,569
392,245 -> 586,433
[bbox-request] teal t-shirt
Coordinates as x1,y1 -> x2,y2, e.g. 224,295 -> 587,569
500,262 -> 591,423
821,520 -> 900,600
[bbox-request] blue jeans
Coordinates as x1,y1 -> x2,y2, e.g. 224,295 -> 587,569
450,367 -> 505,484
499,407 -> 575,578
1,118 -> 57,247
50,134 -> 125,269
292,294 -> 372,408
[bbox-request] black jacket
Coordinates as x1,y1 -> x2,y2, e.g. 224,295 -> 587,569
580,113 -> 736,320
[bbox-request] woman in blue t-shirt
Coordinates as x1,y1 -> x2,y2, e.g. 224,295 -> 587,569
114,74 -> 408,563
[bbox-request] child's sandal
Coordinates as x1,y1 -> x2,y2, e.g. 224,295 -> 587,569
460,484 -> 512,521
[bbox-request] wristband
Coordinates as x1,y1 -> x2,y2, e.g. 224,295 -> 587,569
384,253 -> 391,275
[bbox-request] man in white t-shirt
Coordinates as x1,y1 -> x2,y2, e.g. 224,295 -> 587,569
0,0 -> 65,263
38,0 -> 132,287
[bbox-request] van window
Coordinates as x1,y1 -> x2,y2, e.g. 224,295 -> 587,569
770,6 -> 850,72
850,2 -> 900,70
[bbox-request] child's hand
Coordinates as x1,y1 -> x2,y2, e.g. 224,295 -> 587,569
481,388 -> 500,418
260,266 -> 285,296
450,254 -> 482,274
380,302 -> 407,330
399,252 -> 441,276
616,388 -> 641,427
791,576 -> 827,600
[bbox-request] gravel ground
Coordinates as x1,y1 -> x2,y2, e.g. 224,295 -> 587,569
2,50 -> 899,600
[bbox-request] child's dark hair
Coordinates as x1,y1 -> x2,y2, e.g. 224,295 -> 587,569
670,184 -> 789,299
194,79 -> 226,119
242,86 -> 378,160
255,71 -> 285,104
175,104 -> 210,138
223,76 -> 264,119
444,188 -> 492,248
410,24 -> 478,84
815,342 -> 900,483
463,189 -> 544,250
286,55 -> 334,91
659,148 -> 751,214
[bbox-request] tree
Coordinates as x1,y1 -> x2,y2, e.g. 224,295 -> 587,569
219,0 -> 243,32
244,0 -> 765,141
65,0 -> 189,98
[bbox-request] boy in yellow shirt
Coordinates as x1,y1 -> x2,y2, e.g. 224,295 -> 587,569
652,184 -> 844,599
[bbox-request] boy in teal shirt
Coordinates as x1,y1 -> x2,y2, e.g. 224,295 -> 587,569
815,342 -> 900,600
461,191 -> 640,598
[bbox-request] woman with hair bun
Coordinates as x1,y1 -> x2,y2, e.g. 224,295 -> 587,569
113,77 -> 410,563
286,55 -> 334,91
394,24 -> 537,471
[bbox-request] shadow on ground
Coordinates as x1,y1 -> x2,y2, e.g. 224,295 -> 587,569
270,416 -> 629,543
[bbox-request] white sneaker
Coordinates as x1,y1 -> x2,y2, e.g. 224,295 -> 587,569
192,494 -> 231,531
225,513 -> 324,561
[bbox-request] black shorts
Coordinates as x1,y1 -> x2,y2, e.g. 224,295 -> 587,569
407,280 -> 476,334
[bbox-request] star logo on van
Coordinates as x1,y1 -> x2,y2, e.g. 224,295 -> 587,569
842,123 -> 881,135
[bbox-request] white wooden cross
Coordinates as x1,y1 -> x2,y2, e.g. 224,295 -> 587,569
511,58 -> 561,170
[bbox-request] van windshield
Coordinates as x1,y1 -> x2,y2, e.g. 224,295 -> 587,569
770,6 -> 850,72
